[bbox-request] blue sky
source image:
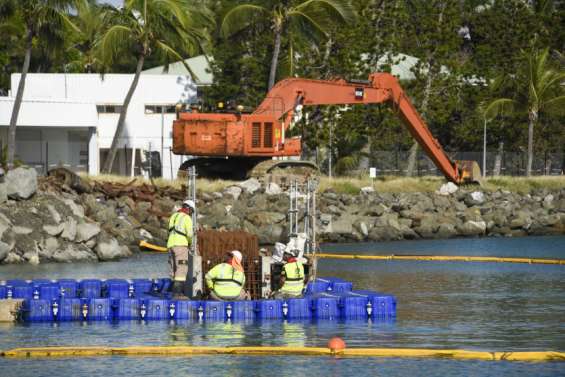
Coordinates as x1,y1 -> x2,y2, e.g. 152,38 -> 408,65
98,0 -> 122,6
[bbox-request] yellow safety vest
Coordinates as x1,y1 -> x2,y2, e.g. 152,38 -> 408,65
167,212 -> 193,248
205,263 -> 246,299
280,261 -> 305,294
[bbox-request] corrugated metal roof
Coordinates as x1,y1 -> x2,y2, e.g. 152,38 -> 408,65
141,55 -> 213,85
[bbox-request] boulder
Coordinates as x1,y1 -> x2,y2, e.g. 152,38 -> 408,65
60,218 -> 78,241
365,203 -> 387,217
0,240 -> 11,262
43,223 -> 65,237
62,198 -> 85,218
256,224 -> 285,244
46,204 -> 62,224
223,186 -> 242,200
95,234 -> 131,261
239,178 -> 261,194
464,191 -> 486,206
360,186 -> 375,195
509,211 -> 532,230
265,182 -> 282,196
52,244 -> 97,263
437,182 -> 458,196
76,222 -> 101,243
39,237 -> 59,259
5,167 -> 37,200
458,220 -> 487,236
436,223 -> 457,238
246,211 -> 285,226
12,226 -> 32,235
0,180 -> 6,204
354,221 -> 369,238
542,194 -> 554,209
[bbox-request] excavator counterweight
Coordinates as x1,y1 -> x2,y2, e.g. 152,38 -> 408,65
173,73 -> 480,184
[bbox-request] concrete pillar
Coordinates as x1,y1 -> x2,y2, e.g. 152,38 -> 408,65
88,127 -> 98,175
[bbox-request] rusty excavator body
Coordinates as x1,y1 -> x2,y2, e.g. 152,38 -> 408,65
172,72 -> 480,184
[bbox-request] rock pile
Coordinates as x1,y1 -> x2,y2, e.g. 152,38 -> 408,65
1,169 -> 564,265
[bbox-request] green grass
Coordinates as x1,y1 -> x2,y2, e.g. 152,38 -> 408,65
81,173 -> 565,195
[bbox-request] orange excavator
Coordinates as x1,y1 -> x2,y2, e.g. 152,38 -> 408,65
172,72 -> 480,184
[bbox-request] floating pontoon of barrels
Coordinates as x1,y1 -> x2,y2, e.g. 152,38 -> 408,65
0,276 -> 396,322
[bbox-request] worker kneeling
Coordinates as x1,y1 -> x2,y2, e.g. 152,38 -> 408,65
205,251 -> 250,301
273,250 -> 305,299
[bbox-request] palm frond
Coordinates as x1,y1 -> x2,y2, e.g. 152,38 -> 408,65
293,0 -> 357,28
481,98 -> 515,120
221,4 -> 269,38
97,24 -> 135,64
542,95 -> 565,116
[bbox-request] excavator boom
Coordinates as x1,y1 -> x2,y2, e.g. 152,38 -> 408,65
173,72 -> 480,184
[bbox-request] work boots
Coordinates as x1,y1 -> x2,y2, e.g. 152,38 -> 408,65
171,281 -> 190,300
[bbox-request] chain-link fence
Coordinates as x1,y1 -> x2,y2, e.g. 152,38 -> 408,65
345,150 -> 565,177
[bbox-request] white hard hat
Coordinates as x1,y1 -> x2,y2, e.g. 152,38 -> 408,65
183,199 -> 195,209
284,249 -> 298,257
230,250 -> 243,262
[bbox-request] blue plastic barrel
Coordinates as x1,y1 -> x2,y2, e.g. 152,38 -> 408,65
80,279 -> 102,298
227,301 -> 255,321
203,301 -> 225,321
0,285 -> 6,299
170,300 -> 201,320
58,298 -> 83,321
255,299 -> 283,319
305,279 -> 331,295
39,284 -> 61,300
13,285 -> 33,299
6,279 -> 29,287
32,279 -> 53,287
311,296 -> 339,319
351,290 -> 397,317
132,279 -> 153,298
341,294 -> 369,319
104,279 -> 129,298
153,278 -> 172,293
143,299 -> 169,320
117,298 -> 141,320
325,278 -> 353,293
87,298 -> 113,320
284,298 -> 311,319
58,279 -> 78,298
22,299 -> 54,322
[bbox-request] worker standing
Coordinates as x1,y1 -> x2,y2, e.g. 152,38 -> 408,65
273,250 -> 305,299
167,199 -> 194,299
205,251 -> 249,301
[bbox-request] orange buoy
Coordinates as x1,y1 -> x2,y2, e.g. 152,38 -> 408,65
327,337 -> 346,352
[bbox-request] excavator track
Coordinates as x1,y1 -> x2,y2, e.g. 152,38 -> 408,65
249,160 -> 319,187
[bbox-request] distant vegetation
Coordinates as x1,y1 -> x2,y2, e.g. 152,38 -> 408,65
1,0 -> 563,176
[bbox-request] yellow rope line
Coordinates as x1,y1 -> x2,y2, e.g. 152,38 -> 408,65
315,253 -> 565,265
139,240 -> 564,265
1,346 -> 564,361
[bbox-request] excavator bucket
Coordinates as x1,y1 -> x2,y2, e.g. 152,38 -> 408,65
456,160 -> 482,184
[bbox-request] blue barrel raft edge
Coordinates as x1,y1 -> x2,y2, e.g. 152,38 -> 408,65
1,277 -> 396,322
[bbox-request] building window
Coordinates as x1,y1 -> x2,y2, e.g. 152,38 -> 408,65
145,105 -> 177,114
97,104 -> 123,113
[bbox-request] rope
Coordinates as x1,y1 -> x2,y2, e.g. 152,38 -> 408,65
2,346 -> 563,361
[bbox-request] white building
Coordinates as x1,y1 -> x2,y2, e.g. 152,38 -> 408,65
0,56 -> 212,179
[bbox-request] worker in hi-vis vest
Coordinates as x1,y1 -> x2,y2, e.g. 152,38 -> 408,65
205,250 -> 250,300
167,199 -> 194,299
273,249 -> 305,299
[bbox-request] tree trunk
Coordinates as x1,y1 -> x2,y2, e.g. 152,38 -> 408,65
268,27 -> 282,91
493,141 -> 503,176
526,115 -> 535,177
7,31 -> 33,169
101,55 -> 145,174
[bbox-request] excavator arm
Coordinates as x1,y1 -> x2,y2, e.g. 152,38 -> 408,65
253,72 -> 480,184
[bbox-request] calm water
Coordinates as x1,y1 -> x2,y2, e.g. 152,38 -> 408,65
0,236 -> 564,377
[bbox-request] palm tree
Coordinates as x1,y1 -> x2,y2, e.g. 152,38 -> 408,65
486,48 -> 565,176
0,0 -> 78,168
98,0 -> 213,174
68,0 -> 111,73
221,0 -> 356,90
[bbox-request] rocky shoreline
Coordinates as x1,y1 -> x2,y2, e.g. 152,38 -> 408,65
1,167 -> 564,265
